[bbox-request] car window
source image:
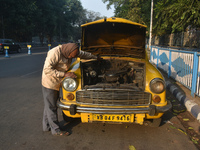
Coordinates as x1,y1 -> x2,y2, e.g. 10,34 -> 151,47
5,40 -> 13,43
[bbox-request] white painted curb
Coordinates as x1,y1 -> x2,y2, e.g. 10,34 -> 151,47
166,80 -> 200,122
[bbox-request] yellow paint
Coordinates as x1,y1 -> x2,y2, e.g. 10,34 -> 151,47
59,17 -> 168,125
129,145 -> 136,150
61,57 -> 167,122
81,17 -> 147,28
135,114 -> 145,125
92,114 -> 132,122
81,113 -> 90,123
63,110 -> 80,118
4,46 -> 9,49
80,113 -> 135,123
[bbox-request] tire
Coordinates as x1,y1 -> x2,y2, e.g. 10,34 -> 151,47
57,108 -> 72,122
144,118 -> 162,127
62,112 -> 72,122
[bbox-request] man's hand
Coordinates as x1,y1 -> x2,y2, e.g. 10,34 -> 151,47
64,72 -> 77,78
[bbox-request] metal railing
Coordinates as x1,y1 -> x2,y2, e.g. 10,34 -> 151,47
150,46 -> 200,97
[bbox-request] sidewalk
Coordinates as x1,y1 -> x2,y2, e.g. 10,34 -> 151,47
160,69 -> 200,122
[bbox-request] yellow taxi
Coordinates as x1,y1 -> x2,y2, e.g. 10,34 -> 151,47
57,17 -> 172,127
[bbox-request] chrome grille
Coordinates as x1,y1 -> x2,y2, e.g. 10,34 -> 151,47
76,90 -> 151,106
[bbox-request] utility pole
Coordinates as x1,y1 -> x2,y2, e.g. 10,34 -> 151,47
149,0 -> 153,50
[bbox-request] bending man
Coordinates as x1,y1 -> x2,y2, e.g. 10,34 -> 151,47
41,43 -> 98,136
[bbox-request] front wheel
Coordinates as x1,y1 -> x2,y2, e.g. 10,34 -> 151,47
144,118 -> 162,127
62,112 -> 72,122
57,108 -> 72,122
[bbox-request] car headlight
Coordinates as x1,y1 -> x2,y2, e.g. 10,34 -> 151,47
150,78 -> 165,94
62,78 -> 77,92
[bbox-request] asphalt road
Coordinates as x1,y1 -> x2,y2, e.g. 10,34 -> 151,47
0,48 -> 198,150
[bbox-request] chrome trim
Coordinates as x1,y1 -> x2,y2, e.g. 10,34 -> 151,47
76,89 -> 151,106
57,100 -> 172,114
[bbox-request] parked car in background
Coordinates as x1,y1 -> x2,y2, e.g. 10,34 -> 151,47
57,17 -> 172,127
0,39 -> 21,53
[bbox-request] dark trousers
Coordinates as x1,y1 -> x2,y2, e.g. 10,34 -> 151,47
42,86 -> 59,134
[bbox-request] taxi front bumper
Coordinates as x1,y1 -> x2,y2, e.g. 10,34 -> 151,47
57,100 -> 172,116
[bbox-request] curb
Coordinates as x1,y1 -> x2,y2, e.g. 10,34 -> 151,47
165,80 -> 200,122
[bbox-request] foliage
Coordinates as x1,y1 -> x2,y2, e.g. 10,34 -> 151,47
1,0 -> 199,42
102,0 -> 157,34
0,0 -> 102,43
102,0 -> 200,36
0,0 -> 37,41
154,0 -> 200,35
84,10 -> 102,23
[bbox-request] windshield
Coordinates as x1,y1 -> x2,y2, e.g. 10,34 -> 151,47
4,39 -> 13,43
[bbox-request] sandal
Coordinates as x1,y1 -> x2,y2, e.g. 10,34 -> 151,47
53,130 -> 70,136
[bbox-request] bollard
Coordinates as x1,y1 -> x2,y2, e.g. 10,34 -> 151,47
4,46 -> 10,58
48,44 -> 51,51
27,45 -> 32,55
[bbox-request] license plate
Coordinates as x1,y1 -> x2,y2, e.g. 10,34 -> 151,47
92,114 -> 132,122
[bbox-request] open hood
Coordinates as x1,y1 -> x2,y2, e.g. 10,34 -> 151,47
81,17 -> 147,59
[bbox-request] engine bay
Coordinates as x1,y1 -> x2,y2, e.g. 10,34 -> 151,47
81,58 -> 145,90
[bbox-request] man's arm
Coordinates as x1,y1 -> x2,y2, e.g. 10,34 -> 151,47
78,50 -> 97,59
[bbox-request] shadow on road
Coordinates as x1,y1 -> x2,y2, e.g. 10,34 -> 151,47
59,118 -> 81,134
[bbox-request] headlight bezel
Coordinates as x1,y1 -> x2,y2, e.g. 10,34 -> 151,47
150,78 -> 165,94
62,77 -> 78,92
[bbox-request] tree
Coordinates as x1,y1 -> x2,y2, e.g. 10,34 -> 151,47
0,0 -> 37,41
0,0 -> 102,43
154,0 -> 200,35
60,0 -> 85,42
33,0 -> 64,44
103,0 -> 200,36
102,0 -> 156,35
31,0 -> 86,44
